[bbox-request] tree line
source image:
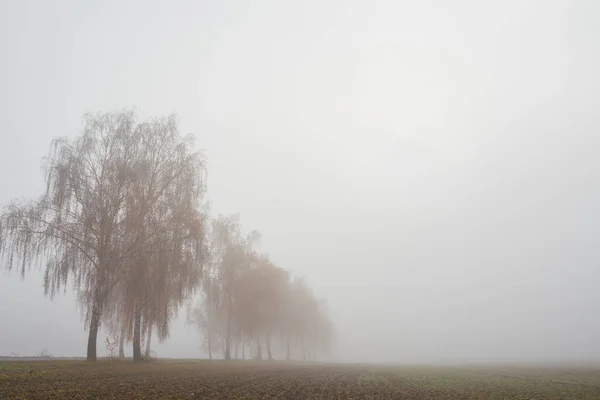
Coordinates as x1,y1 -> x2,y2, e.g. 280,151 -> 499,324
188,214 -> 334,361
0,109 -> 334,362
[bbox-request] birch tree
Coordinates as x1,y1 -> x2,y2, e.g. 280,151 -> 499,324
0,110 -> 139,360
118,115 -> 207,362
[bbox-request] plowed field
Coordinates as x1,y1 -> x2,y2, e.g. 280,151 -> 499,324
2,360 -> 600,399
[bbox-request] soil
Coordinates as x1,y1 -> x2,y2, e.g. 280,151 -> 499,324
1,360 -> 600,399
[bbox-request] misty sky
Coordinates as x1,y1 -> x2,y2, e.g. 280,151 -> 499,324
1,0 -> 600,364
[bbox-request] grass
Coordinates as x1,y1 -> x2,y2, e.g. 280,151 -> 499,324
1,359 -> 600,399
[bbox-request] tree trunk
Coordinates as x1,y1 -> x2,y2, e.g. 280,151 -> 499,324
86,302 -> 101,361
301,338 -> 307,361
234,341 -> 238,359
133,307 -> 142,362
255,335 -> 262,360
144,324 -> 152,358
286,333 -> 291,360
224,319 -> 231,360
266,334 -> 273,361
207,332 -> 212,360
224,337 -> 231,360
118,323 -> 126,358
241,332 -> 245,360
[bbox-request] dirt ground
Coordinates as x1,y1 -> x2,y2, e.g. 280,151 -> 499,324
2,360 -> 600,399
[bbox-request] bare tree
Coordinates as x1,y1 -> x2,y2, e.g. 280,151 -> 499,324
189,215 -> 262,360
0,110 -> 140,361
285,278 -> 335,361
235,255 -> 288,360
189,290 -> 219,360
207,215 -> 245,360
117,115 -> 207,362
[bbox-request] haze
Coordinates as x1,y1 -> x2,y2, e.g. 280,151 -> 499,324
1,0 -> 599,365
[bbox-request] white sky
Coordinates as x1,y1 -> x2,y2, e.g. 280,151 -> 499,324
1,0 -> 600,363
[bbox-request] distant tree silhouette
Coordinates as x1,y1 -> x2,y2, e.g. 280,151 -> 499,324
190,216 -> 335,361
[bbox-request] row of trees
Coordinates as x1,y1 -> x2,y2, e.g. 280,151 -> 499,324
0,109 -> 333,361
189,215 -> 334,360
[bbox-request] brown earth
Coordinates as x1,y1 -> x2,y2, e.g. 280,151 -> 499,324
2,360 -> 600,399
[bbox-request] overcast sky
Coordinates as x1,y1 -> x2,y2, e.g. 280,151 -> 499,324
1,0 -> 599,364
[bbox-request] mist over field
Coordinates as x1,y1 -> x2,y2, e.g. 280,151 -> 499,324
1,0 -> 600,368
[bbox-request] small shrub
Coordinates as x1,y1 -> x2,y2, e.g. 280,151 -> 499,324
36,349 -> 54,359
142,351 -> 157,363
104,337 -> 119,359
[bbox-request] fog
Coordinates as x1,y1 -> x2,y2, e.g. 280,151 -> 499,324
1,0 -> 600,365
